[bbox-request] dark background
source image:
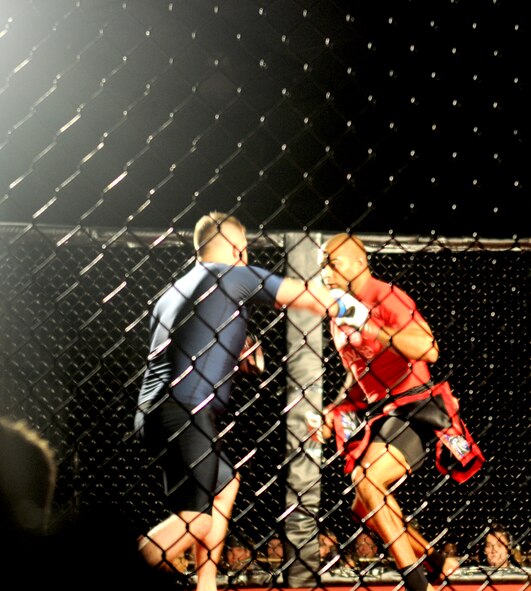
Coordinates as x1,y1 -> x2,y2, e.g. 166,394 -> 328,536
0,0 -> 527,237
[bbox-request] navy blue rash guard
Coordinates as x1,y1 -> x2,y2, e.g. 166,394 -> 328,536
137,262 -> 283,415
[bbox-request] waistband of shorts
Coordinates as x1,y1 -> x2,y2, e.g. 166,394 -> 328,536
139,396 -> 216,416
393,380 -> 436,399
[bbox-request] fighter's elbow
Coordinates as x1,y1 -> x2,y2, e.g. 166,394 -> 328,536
423,340 -> 439,363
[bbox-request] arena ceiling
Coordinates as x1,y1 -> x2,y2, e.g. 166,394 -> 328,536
0,0 -> 527,239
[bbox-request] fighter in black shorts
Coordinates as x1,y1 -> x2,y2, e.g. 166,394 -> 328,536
372,416 -> 433,472
310,234 -> 483,591
135,212 -> 361,591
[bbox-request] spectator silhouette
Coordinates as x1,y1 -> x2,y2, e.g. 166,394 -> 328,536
0,416 -> 56,540
1,416 -> 177,589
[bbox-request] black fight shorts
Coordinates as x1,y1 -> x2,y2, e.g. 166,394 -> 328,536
138,398 -> 236,515
373,416 -> 434,472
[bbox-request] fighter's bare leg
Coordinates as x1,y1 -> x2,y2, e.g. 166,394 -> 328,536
195,475 -> 240,591
352,463 -> 459,580
351,441 -> 434,591
404,519 -> 460,579
351,443 -> 417,567
139,511 -> 212,571
353,492 -> 458,577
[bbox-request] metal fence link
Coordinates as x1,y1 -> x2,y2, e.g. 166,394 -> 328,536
0,0 -> 528,585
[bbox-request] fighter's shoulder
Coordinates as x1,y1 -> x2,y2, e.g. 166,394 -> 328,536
371,277 -> 413,304
227,264 -> 273,280
365,276 -> 393,302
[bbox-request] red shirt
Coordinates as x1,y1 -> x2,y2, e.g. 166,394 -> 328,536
331,275 -> 432,403
329,276 -> 485,482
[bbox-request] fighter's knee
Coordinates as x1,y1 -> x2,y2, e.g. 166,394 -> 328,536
352,465 -> 372,489
355,470 -> 388,512
351,465 -> 364,486
186,512 -> 213,539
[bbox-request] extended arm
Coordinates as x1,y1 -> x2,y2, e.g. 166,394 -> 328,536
274,277 -> 342,317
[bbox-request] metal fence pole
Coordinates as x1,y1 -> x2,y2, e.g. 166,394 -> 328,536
283,232 -> 325,586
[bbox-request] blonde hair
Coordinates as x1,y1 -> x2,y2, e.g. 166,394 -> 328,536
193,211 -> 246,258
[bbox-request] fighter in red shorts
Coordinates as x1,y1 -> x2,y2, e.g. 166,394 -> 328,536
309,233 -> 484,591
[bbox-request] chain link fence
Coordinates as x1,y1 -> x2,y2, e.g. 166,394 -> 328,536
1,226 -> 528,576
1,0 -> 528,586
